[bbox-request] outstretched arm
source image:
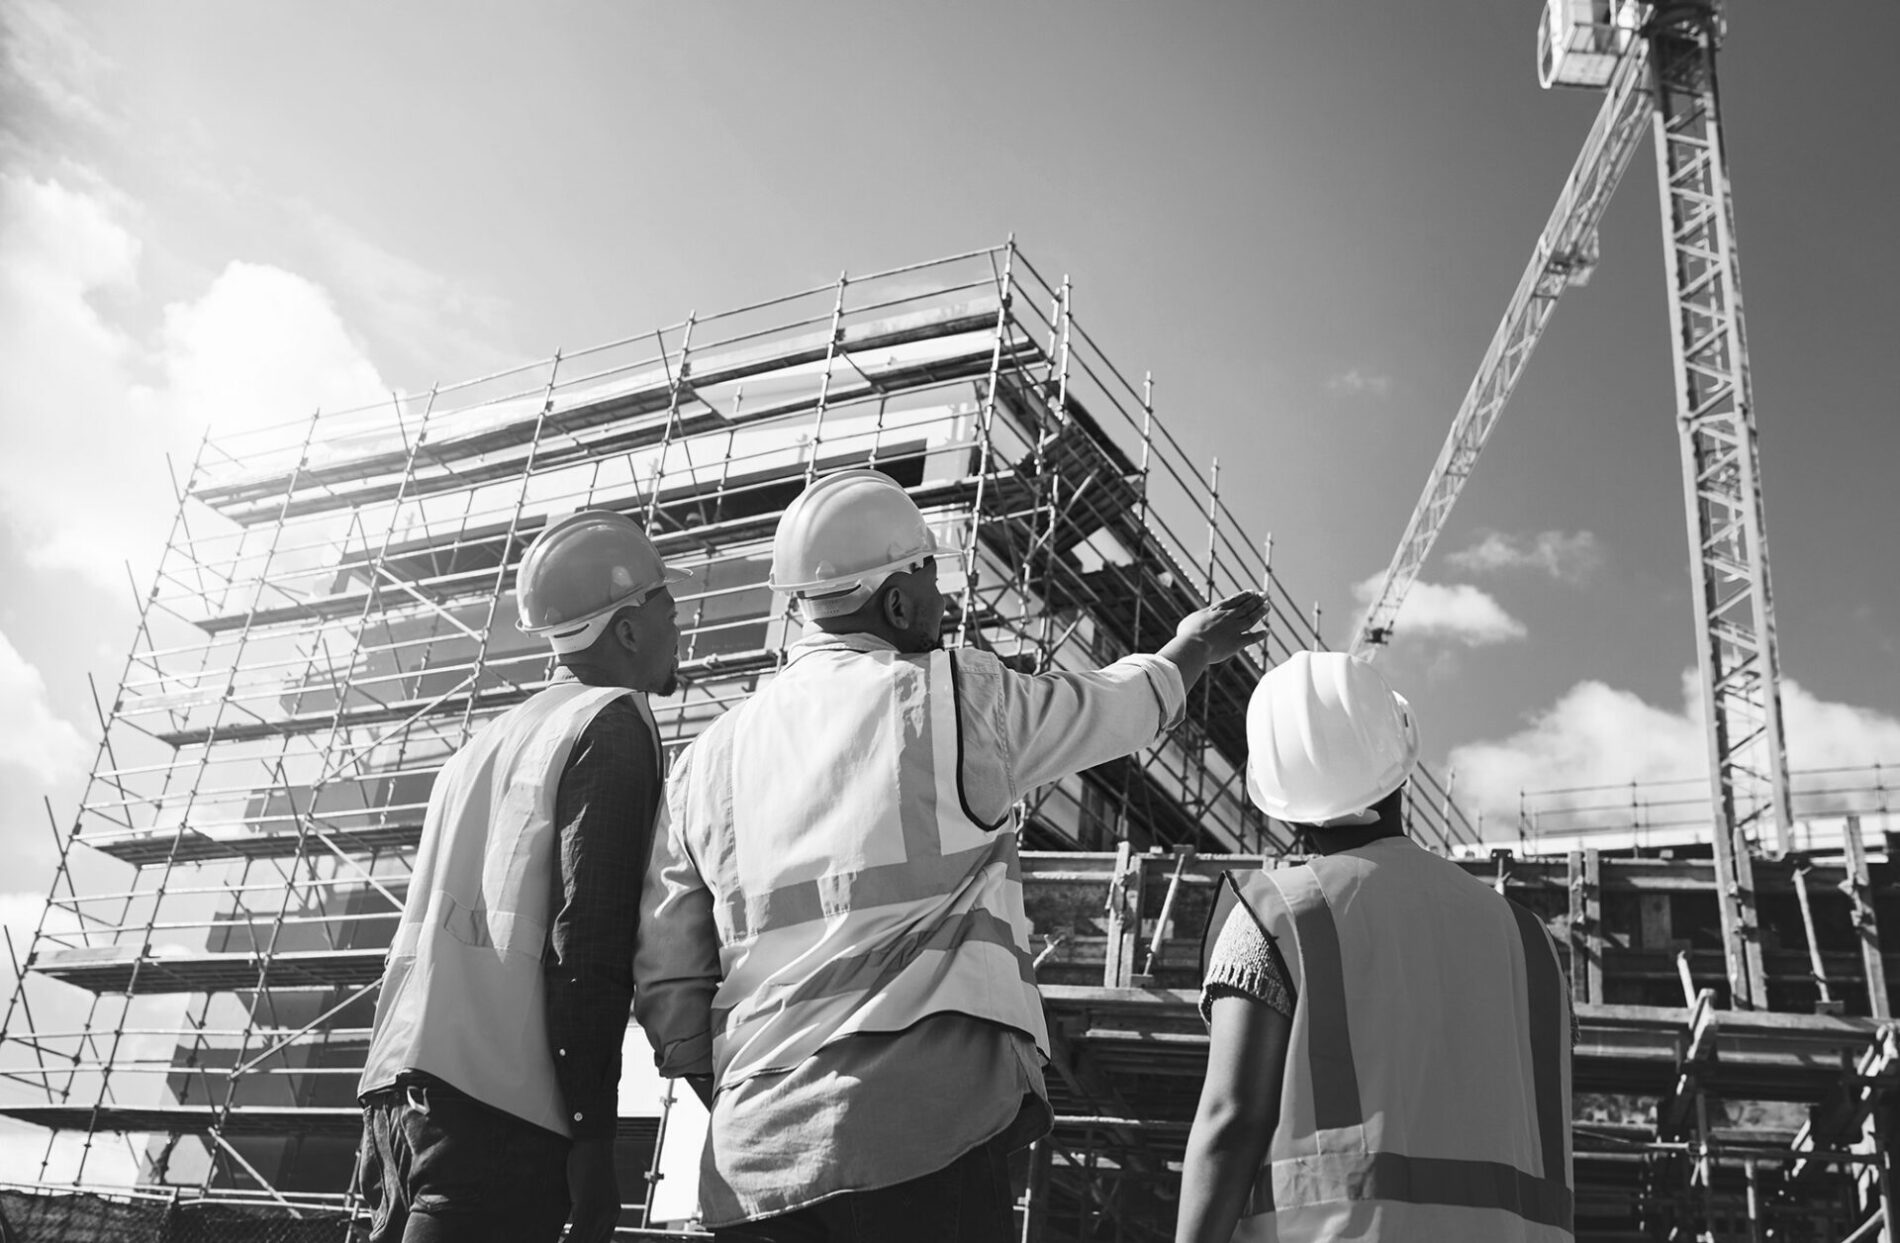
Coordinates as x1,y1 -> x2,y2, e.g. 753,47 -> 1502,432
998,592 -> 1269,800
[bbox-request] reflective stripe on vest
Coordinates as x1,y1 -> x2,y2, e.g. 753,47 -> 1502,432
358,682 -> 655,1135
1230,841 -> 1574,1241
678,642 -> 1049,1087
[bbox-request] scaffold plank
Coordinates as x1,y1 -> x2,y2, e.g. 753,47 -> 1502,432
0,1103 -> 663,1144
81,822 -> 422,866
30,947 -> 387,994
182,472 -> 1013,637
197,311 -> 1027,525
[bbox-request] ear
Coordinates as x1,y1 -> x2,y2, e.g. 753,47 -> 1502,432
880,582 -> 912,632
611,611 -> 641,655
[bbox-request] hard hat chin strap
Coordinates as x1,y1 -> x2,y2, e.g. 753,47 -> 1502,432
797,576 -> 884,622
535,583 -> 662,654
545,610 -> 620,655
795,556 -> 930,622
1312,806 -> 1383,829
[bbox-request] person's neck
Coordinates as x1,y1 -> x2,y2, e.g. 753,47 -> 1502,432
556,660 -> 639,692
815,620 -> 914,651
1305,821 -> 1407,856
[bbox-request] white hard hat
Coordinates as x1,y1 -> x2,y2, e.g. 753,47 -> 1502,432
516,510 -> 691,654
1245,651 -> 1420,825
768,470 -> 938,620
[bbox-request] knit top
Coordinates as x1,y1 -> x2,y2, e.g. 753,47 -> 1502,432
1199,900 -> 1296,1025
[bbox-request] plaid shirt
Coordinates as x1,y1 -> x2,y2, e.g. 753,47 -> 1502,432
545,697 -> 662,1140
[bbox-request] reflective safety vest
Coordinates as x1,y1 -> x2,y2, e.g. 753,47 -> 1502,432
358,681 -> 658,1136
1225,838 -> 1574,1242
672,641 -> 1049,1088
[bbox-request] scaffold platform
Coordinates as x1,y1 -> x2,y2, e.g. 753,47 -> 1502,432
2,243 -> 1893,1241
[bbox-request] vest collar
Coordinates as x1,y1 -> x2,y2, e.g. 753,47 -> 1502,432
545,666 -> 644,700
784,631 -> 901,667
1309,825 -> 1413,856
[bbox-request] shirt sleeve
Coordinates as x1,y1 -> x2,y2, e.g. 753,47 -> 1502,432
632,747 -> 721,1080
1198,902 -> 1296,1027
997,653 -> 1188,798
544,697 -> 661,1141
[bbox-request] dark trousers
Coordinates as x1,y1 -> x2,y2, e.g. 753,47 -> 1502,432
359,1078 -> 571,1243
710,1134 -> 1015,1243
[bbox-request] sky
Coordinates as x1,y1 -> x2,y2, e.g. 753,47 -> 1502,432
1,0 -> 1898,1172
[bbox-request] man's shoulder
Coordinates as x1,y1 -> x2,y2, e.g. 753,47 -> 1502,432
562,695 -> 661,779
576,692 -> 649,737
943,646 -> 1008,700
668,700 -> 738,773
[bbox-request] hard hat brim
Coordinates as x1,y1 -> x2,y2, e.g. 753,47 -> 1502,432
517,565 -> 692,638
767,539 -> 937,598
1246,758 -> 1415,825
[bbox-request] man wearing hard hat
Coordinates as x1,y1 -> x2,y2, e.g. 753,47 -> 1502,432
356,511 -> 689,1243
1177,651 -> 1574,1243
634,469 -> 1267,1240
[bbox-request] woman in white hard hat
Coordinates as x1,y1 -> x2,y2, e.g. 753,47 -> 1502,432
357,510 -> 688,1243
1178,652 -> 1574,1243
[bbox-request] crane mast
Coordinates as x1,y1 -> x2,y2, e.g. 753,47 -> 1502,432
1650,2 -> 1789,1004
1355,0 -> 1790,1007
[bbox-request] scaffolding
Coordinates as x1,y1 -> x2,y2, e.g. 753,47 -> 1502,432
1507,768 -> 1900,857
14,241 -> 1888,1239
1022,814 -> 1900,1242
0,243 -> 1482,1237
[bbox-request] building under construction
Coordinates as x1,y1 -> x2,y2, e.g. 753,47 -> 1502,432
2,244 -> 1898,1242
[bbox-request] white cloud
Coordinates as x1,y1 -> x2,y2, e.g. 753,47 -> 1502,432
2,889 -> 54,967
298,204 -> 511,375
0,171 -> 389,588
0,630 -> 90,785
0,0 -> 119,141
1325,367 -> 1392,398
1448,529 -> 1603,583
1450,680 -> 1701,824
0,888 -> 79,983
1783,686 -> 1900,783
154,261 -> 388,435
1353,574 -> 1527,647
1449,671 -> 1900,833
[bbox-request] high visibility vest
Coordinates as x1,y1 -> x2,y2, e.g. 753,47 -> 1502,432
1225,838 -> 1574,1242
358,681 -> 658,1136
671,640 -> 1049,1089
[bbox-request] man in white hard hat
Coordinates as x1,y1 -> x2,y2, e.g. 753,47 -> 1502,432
634,468 -> 1268,1241
1178,651 -> 1574,1243
356,510 -> 688,1243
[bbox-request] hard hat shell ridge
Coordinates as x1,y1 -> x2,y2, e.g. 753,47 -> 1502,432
515,510 -> 690,654
769,469 -> 939,619
1244,651 -> 1420,824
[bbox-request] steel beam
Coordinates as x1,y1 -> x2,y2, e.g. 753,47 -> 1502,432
1843,815 -> 1891,1019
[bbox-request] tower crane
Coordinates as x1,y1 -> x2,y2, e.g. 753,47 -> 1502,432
1351,0 -> 1787,1008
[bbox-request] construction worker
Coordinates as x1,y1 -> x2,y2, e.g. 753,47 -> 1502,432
356,510 -> 688,1243
634,469 -> 1267,1241
1177,651 -> 1574,1242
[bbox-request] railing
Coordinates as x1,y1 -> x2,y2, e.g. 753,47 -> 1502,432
1507,763 -> 1900,853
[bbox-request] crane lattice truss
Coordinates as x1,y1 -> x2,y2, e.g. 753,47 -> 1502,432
0,243 -> 1477,1234
1353,1 -> 1792,1010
